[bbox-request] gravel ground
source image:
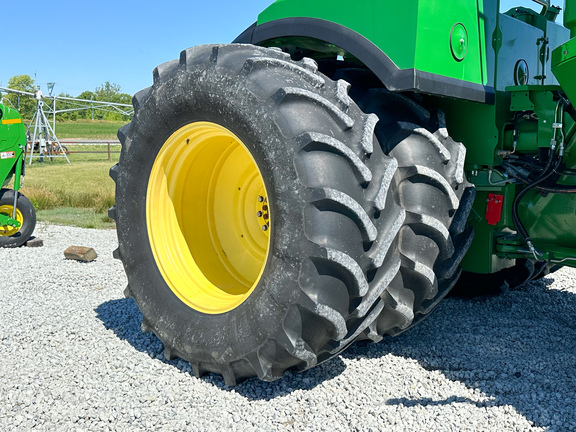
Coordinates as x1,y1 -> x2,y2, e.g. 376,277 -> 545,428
1,223 -> 575,431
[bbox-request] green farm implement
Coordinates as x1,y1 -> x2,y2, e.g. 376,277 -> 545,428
111,0 -> 576,384
0,103 -> 36,247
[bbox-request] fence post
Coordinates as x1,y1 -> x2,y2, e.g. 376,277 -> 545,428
107,142 -> 111,161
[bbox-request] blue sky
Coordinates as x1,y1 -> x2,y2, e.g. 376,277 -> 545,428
0,0 -> 566,97
1,0 -> 273,96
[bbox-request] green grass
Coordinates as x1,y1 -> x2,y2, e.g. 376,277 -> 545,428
14,148 -> 120,229
10,119 -> 129,228
53,120 -> 128,140
37,208 -> 115,229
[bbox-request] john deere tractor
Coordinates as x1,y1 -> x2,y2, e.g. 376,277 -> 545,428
110,0 -> 576,384
0,103 -> 36,247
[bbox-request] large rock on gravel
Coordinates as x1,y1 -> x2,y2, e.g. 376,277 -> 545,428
64,245 -> 98,262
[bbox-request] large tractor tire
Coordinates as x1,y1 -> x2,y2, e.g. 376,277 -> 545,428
323,67 -> 476,339
111,45 -> 473,385
0,189 -> 36,248
363,95 -> 475,337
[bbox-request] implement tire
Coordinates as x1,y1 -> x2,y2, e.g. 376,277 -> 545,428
0,189 -> 36,248
110,44 -> 408,385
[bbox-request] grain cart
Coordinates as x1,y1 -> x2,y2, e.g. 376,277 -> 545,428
0,103 -> 36,247
110,0 -> 576,384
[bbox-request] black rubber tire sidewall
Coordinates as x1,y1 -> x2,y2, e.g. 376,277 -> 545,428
116,67 -> 319,368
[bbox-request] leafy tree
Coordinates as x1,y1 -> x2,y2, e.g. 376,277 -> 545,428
77,90 -> 95,101
73,83 -> 130,121
94,82 -> 122,101
71,91 -> 96,120
55,92 -> 79,121
92,82 -> 131,121
1,75 -> 37,119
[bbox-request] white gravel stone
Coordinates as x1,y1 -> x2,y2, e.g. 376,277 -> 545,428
0,223 -> 575,431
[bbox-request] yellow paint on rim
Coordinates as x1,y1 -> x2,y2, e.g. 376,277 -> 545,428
147,122 -> 271,314
0,205 -> 23,236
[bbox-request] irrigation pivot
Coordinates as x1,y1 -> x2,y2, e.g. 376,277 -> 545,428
0,86 -> 133,164
28,88 -> 69,164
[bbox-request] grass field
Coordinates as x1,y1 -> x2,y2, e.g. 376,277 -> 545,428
53,120 -> 128,140
15,144 -> 121,229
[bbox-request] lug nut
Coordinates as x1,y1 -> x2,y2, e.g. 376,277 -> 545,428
262,225 -> 268,231
258,196 -> 264,202
263,214 -> 269,220
256,211 -> 263,217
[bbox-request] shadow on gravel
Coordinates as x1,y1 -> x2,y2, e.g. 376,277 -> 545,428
95,275 -> 576,410
95,297 -> 346,400
95,298 -> 164,355
342,275 -> 576,431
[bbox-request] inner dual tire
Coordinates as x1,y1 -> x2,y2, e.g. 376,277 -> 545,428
110,44 -> 474,385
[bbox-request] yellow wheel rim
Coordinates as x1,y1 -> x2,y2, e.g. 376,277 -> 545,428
0,205 -> 23,236
147,122 -> 271,314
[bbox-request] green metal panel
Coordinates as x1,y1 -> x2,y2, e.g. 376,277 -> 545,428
257,0 -> 486,85
508,86 -> 560,150
518,124 -> 576,254
456,84 -> 576,272
253,1 -> 576,273
414,1 -> 485,84
546,18 -> 573,84
0,103 -> 26,187
436,97 -> 499,167
459,176 -> 517,273
552,38 -> 576,105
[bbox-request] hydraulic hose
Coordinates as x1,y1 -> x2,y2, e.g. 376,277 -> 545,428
534,184 -> 576,193
512,100 -> 564,258
511,149 -> 559,241
504,162 -> 576,192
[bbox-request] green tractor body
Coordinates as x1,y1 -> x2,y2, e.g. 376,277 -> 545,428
236,0 -> 576,274
111,0 -> 576,384
0,103 -> 36,246
0,103 -> 26,191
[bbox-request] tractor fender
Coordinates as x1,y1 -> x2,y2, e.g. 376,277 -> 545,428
235,17 -> 494,104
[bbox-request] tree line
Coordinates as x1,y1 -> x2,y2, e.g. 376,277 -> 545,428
0,74 -> 131,121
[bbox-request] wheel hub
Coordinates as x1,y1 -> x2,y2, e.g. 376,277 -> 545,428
0,205 -> 23,236
255,193 -> 270,233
